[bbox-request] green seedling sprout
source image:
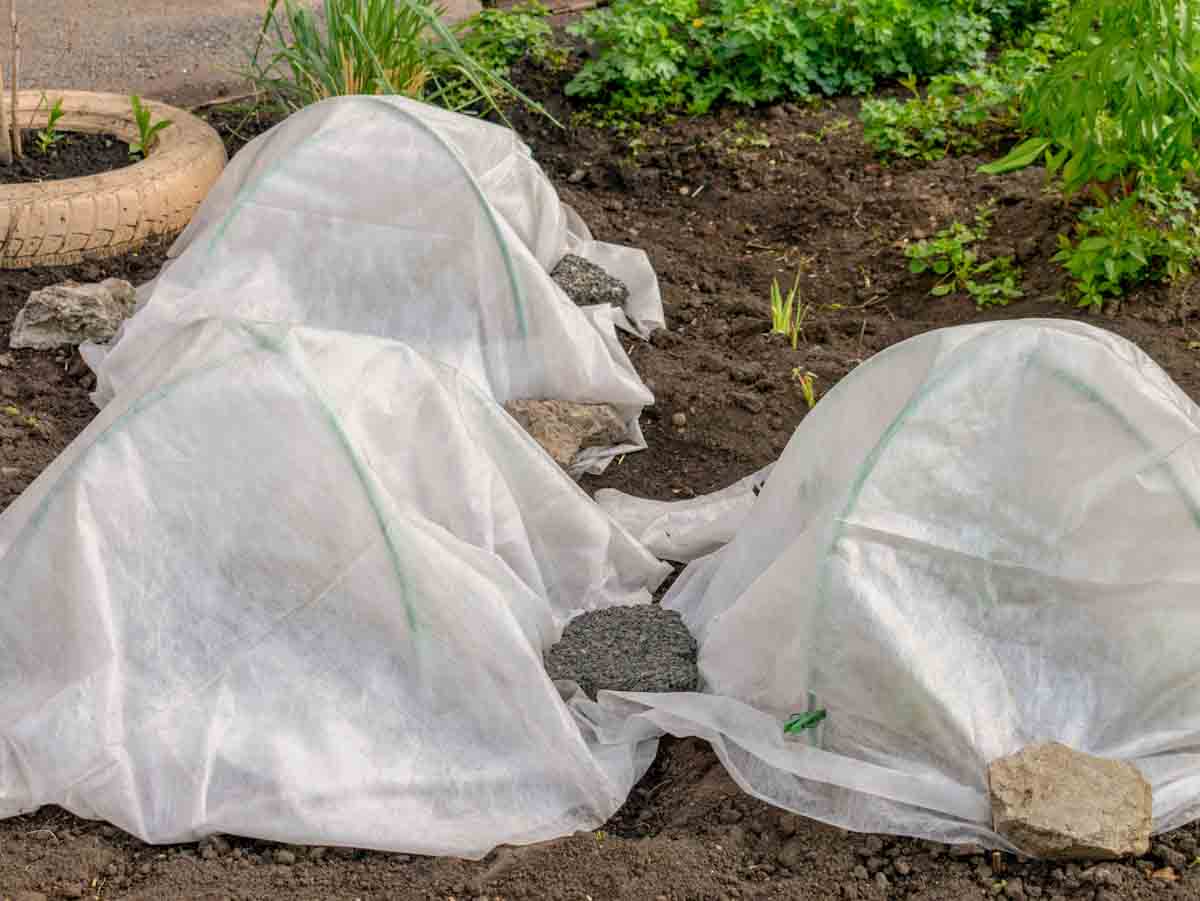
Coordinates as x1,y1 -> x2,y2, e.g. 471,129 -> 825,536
770,271 -> 809,348
791,368 -> 818,409
128,94 -> 172,160
35,95 -> 66,155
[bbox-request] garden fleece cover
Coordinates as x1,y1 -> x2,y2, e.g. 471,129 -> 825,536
0,318 -> 669,856
603,319 -> 1200,848
84,95 -> 664,474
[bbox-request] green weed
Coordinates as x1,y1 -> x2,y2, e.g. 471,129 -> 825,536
1054,186 -> 1200,309
905,202 -> 1024,307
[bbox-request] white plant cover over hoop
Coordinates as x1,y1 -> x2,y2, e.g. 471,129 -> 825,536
84,96 -> 665,474
0,318 -> 669,856
601,319 -> 1200,848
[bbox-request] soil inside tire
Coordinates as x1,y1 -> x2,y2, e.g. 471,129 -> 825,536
0,130 -> 132,184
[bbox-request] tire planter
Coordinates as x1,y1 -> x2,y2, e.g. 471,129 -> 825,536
0,91 -> 227,268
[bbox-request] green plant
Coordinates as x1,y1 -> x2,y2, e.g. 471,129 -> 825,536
456,2 -> 566,74
566,0 -> 1050,117
769,271 -> 808,348
980,0 -> 1200,196
791,368 -> 818,408
1054,186 -> 1200,308
128,95 -> 172,160
250,0 -> 553,125
905,202 -> 1024,307
34,95 -> 66,155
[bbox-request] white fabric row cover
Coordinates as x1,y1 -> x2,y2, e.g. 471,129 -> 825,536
600,320 -> 1200,847
84,96 -> 665,474
0,319 -> 669,856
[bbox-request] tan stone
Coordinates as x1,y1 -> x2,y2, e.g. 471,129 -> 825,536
504,399 -> 626,468
989,742 -> 1151,860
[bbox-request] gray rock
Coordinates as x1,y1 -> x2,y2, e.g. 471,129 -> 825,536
989,742 -> 1151,860
550,254 -> 629,308
544,604 -> 697,699
504,399 -> 627,469
273,848 -> 296,865
9,278 -> 136,350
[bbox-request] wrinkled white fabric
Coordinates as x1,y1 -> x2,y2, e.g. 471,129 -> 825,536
595,467 -> 771,562
601,319 -> 1200,846
0,319 -> 668,856
83,96 -> 664,474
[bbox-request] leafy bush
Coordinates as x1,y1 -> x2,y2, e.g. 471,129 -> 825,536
905,202 -> 1023,307
981,0 -> 1200,196
566,0 -> 1049,116
1055,187 -> 1200,308
860,3 -> 1068,161
456,1 -> 567,75
250,0 -> 549,122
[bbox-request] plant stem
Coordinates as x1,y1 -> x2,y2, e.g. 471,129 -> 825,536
0,33 -> 10,167
10,0 -> 19,160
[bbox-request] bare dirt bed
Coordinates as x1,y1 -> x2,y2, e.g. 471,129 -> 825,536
0,133 -> 132,185
3,96 -> 1200,900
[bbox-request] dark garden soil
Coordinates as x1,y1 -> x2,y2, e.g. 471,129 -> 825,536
0,132 -> 134,185
3,85 -> 1200,900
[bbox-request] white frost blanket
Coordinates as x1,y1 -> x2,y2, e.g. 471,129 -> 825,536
0,319 -> 668,856
603,319 -> 1200,847
85,96 -> 664,474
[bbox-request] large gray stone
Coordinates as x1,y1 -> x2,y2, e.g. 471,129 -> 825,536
9,278 -> 136,350
989,742 -> 1151,860
544,604 -> 697,700
504,399 -> 626,468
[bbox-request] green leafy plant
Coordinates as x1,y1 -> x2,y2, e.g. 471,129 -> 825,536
906,202 -> 1024,307
128,95 -> 172,160
250,0 -> 553,125
34,95 -> 66,155
860,0 -> 1072,163
566,0 -> 1050,117
769,271 -> 808,348
1054,186 -> 1200,308
456,2 -> 566,75
979,0 -> 1200,196
861,63 -> 1031,161
441,2 -> 568,111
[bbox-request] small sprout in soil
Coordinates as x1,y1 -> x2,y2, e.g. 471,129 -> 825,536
769,271 -> 808,348
792,368 -> 818,409
34,94 -> 66,155
783,708 -> 826,735
128,94 -> 172,160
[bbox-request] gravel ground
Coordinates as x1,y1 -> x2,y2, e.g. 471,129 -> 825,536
551,253 -> 631,307
545,604 -> 698,699
17,0 -> 317,107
